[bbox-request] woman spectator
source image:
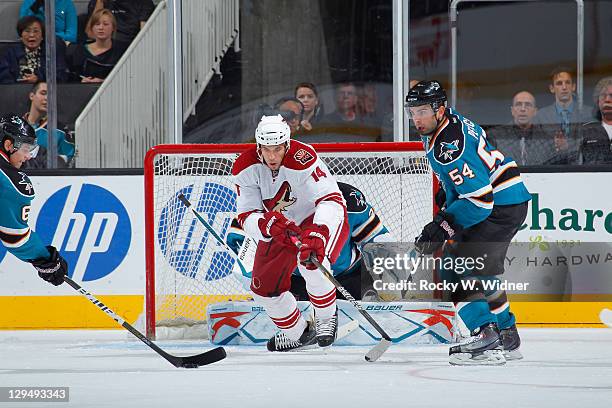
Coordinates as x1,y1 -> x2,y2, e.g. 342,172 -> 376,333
68,9 -> 127,83
88,0 -> 155,44
19,0 -> 77,44
295,82 -> 324,131
0,16 -> 68,84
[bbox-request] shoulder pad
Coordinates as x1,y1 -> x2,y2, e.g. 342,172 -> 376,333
232,146 -> 260,176
283,140 -> 318,170
433,119 -> 465,164
338,182 -> 368,212
0,166 -> 35,197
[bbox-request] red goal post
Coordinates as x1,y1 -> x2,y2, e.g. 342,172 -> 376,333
144,142 -> 434,339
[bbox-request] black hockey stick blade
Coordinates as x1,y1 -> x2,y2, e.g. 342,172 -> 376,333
172,347 -> 227,368
63,276 -> 226,368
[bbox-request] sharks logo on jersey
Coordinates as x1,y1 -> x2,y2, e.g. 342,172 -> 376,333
351,190 -> 366,207
439,140 -> 460,162
263,181 -> 296,213
18,173 -> 33,195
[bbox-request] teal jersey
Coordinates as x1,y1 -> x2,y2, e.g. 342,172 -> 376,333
226,182 -> 389,277
0,153 -> 49,262
423,108 -> 531,228
34,126 -> 75,160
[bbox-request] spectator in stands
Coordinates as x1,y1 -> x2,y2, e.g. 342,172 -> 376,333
19,0 -> 77,44
88,0 -> 155,44
22,81 -> 74,168
295,82 -> 323,131
320,81 -> 380,141
323,82 -> 359,124
274,97 -> 305,137
580,76 -> 612,164
67,9 -> 128,83
358,83 -> 383,128
488,91 -> 557,165
536,67 -> 594,136
0,16 -> 67,84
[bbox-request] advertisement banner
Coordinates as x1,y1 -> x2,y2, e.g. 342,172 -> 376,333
0,175 -> 144,296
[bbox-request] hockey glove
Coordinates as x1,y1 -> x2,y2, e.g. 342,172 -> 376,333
415,212 -> 462,255
258,211 -> 301,246
299,224 -> 330,270
31,246 -> 68,286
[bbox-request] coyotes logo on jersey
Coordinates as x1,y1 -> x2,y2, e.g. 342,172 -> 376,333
294,149 -> 314,165
263,181 -> 296,213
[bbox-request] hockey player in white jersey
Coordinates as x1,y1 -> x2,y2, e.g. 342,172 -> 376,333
231,115 -> 349,352
0,115 -> 69,286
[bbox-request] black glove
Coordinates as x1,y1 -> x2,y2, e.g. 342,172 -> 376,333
415,212 -> 461,255
435,183 -> 446,209
31,246 -> 68,286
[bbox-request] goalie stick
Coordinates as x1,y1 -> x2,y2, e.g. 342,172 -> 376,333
600,308 -> 612,328
289,236 -> 392,362
64,276 -> 226,368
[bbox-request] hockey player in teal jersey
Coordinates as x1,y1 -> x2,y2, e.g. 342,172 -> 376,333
227,182 -> 391,299
0,115 -> 68,286
405,81 -> 531,366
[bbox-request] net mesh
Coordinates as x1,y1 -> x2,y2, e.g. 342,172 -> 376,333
149,147 -> 433,334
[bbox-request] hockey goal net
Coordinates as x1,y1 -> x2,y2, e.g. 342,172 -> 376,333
144,142 -> 434,339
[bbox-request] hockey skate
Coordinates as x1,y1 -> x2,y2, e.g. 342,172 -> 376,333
315,309 -> 338,347
267,320 -> 317,352
449,322 -> 506,366
500,323 -> 523,360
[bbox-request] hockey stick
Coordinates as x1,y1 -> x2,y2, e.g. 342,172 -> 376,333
178,193 -> 250,277
63,276 -> 226,368
289,236 -> 392,362
600,308 -> 612,328
178,194 -> 390,359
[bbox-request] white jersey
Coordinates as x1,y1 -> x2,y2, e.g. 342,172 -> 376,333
231,140 -> 346,244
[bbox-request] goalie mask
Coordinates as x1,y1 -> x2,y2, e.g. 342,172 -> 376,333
0,115 -> 39,158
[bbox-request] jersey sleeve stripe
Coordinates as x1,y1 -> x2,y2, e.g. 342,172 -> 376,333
491,164 -> 520,188
315,192 -> 345,207
0,228 -> 31,248
236,209 -> 262,228
457,184 -> 493,200
492,176 -> 523,194
0,225 -> 30,235
489,161 -> 518,184
352,213 -> 383,243
466,191 -> 494,209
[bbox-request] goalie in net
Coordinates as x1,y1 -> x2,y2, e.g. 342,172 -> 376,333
227,181 -> 397,301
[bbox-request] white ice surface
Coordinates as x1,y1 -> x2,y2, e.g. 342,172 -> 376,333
1,328 -> 611,408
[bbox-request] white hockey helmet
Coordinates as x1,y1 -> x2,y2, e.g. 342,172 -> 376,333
255,115 -> 291,146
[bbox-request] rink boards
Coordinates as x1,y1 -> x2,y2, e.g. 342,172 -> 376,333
0,172 -> 611,329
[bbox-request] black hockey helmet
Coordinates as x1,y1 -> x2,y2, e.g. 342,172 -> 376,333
0,114 -> 37,154
405,80 -> 447,111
